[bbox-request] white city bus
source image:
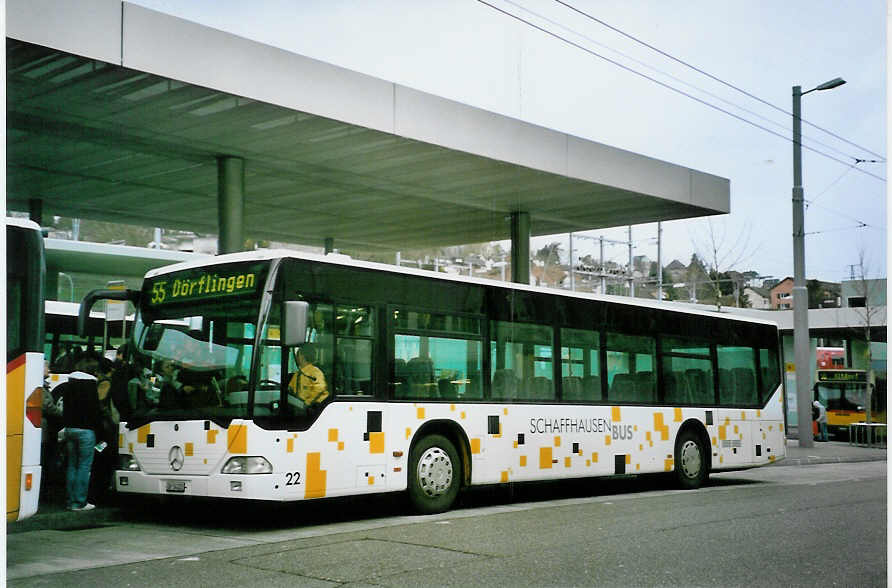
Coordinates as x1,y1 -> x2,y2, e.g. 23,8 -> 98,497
80,250 -> 785,514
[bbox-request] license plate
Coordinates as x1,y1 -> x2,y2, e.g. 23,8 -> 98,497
165,480 -> 187,493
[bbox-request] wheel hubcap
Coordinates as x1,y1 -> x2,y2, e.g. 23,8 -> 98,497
680,440 -> 702,479
417,446 -> 453,498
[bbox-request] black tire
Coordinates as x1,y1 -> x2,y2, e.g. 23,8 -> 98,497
674,428 -> 708,489
408,434 -> 460,514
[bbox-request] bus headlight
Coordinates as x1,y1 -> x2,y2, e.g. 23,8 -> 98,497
221,456 -> 273,474
119,454 -> 142,471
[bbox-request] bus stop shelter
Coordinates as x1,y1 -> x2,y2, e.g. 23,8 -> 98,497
6,0 -> 730,284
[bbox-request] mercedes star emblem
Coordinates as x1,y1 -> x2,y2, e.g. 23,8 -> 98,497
168,445 -> 185,471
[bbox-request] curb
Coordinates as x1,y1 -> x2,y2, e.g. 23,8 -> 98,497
770,454 -> 887,467
8,506 -> 127,534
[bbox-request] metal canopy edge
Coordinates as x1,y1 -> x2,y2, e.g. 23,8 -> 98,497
7,0 -> 729,251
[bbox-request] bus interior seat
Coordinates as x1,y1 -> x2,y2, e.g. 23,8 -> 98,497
406,356 -> 434,398
392,358 -> 408,398
563,376 -> 585,401
437,378 -> 456,399
583,375 -> 602,401
732,368 -> 755,404
719,369 -> 734,402
492,369 -> 517,400
634,372 -> 655,401
530,376 -> 553,400
610,373 -> 636,401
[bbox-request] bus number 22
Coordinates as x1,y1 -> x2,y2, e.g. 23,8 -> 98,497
285,472 -> 302,486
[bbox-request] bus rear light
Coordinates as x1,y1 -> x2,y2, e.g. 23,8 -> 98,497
25,473 -> 33,491
221,456 -> 272,474
25,387 -> 42,428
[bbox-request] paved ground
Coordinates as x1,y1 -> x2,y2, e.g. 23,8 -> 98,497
8,438 -> 885,534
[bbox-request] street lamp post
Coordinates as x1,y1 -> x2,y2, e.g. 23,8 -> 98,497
792,77 -> 845,448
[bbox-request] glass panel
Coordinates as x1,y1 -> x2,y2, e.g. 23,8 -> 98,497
490,321 -> 554,401
759,347 -> 781,398
561,327 -> 601,402
132,306 -> 257,420
286,303 -> 333,411
7,278 -> 22,359
253,308 -> 284,416
606,332 -> 655,403
662,356 -> 714,406
336,305 -> 374,337
717,346 -> 757,405
662,336 -> 710,356
393,334 -> 482,400
337,338 -> 373,395
393,310 -> 480,335
305,304 -> 334,375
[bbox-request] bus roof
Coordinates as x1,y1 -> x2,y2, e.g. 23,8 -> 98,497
145,248 -> 779,327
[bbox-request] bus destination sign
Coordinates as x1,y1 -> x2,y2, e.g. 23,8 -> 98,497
147,263 -> 265,306
817,370 -> 867,383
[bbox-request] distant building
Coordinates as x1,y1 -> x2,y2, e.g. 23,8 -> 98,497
770,278 -> 794,310
769,277 -> 841,310
744,286 -> 771,309
841,278 -> 887,308
664,259 -> 686,283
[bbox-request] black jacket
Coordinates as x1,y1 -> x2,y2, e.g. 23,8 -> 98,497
60,372 -> 102,432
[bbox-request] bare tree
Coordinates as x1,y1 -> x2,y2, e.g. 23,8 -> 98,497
849,249 -> 883,430
691,218 -> 758,311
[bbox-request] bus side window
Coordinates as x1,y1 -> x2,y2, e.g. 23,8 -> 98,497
607,332 -> 656,404
561,327 -> 600,402
717,346 -> 757,406
491,321 -> 554,402
335,305 -> 374,395
393,310 -> 483,401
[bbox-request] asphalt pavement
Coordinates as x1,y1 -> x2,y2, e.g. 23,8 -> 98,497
8,438 -> 885,535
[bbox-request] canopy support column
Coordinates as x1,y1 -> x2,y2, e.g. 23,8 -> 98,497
217,156 -> 245,254
510,211 -> 530,285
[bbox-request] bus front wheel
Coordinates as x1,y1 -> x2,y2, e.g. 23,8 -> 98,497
408,434 -> 460,514
674,428 -> 708,489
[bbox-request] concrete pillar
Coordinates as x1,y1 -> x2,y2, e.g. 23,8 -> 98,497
28,198 -> 43,225
324,237 -> 334,254
510,211 -> 530,285
217,156 -> 245,254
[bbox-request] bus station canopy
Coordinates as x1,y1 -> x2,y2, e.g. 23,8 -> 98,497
6,1 -> 729,253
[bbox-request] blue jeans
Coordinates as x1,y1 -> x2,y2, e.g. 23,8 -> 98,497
819,422 -> 829,441
65,428 -> 95,508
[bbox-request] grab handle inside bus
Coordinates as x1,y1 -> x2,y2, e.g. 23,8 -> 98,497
78,288 -> 141,337
283,301 -> 309,347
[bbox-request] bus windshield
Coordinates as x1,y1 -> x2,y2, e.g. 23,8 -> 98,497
816,382 -> 867,411
128,260 -> 272,425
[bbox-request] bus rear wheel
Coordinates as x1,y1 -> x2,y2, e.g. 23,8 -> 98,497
674,428 -> 708,489
408,434 -> 460,514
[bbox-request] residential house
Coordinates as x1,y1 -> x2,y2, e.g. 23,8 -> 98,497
744,286 -> 771,309
770,277 -> 794,310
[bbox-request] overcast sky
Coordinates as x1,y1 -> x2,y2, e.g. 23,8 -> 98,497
133,0 -> 887,283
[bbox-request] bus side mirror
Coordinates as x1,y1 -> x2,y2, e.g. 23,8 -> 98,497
79,288 -> 140,337
283,301 -> 309,347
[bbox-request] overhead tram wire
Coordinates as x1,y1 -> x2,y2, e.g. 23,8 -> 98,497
476,0 -> 886,182
804,199 -> 886,232
553,0 -> 887,164
502,0 -> 864,165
